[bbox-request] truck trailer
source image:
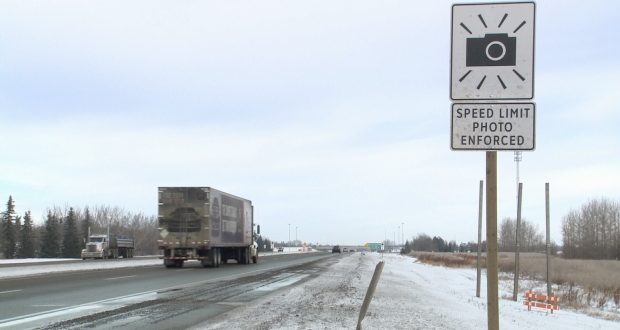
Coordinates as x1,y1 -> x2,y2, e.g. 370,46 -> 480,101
158,187 -> 258,268
81,234 -> 135,259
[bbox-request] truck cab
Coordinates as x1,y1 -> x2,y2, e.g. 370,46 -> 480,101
81,235 -> 108,259
81,234 -> 135,260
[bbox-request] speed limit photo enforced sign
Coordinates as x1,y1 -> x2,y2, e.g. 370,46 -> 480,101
451,2 -> 535,100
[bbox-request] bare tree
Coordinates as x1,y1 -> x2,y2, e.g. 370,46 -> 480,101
561,198 -> 620,260
499,217 -> 544,252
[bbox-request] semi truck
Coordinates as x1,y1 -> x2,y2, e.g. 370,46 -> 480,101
158,187 -> 259,268
81,234 -> 135,259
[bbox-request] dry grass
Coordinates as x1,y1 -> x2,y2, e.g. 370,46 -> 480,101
412,251 -> 481,268
409,251 -> 620,313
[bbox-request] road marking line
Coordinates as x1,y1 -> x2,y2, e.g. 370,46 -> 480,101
0,290 -> 22,294
104,275 -> 136,281
217,302 -> 245,307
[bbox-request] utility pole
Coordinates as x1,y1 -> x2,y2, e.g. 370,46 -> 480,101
295,226 -> 298,242
288,223 -> 291,244
401,222 -> 404,247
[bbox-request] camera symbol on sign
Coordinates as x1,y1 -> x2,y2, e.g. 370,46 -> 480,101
456,14 -> 529,91
466,33 -> 516,67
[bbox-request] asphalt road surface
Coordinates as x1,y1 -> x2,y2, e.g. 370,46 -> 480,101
0,252 -> 338,329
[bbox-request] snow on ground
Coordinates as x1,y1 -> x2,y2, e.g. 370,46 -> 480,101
199,253 -> 620,330
1,252 -> 618,329
0,258 -> 78,264
0,258 -> 163,279
0,251 -> 318,279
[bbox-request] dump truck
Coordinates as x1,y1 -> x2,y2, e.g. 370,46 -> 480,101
81,234 -> 135,259
158,187 -> 259,268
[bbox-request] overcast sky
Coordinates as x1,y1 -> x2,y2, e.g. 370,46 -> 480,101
1,0 -> 619,245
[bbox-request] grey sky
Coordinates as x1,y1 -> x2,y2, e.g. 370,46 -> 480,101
1,0 -> 619,245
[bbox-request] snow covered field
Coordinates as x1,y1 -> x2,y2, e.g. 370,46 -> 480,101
200,253 -> 620,330
2,253 -> 618,329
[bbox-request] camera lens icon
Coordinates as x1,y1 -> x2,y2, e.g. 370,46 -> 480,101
486,41 -> 506,62
466,33 -> 516,67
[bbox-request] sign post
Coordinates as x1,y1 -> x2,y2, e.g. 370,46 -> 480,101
450,3 -> 535,330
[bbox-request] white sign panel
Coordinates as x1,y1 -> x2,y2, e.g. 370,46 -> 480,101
451,2 -> 535,100
451,103 -> 535,150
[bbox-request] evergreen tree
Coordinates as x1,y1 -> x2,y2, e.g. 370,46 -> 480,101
62,207 -> 81,258
40,211 -> 61,258
2,196 -> 17,258
14,215 -> 22,256
81,207 -> 92,246
18,211 -> 36,258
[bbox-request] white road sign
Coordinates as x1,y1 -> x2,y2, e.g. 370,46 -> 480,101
451,2 -> 535,100
451,103 -> 535,150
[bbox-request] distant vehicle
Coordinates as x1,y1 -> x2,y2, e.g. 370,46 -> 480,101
158,187 -> 259,268
332,245 -> 341,253
342,247 -> 349,252
350,249 -> 355,252
81,233 -> 134,259
277,247 -> 284,252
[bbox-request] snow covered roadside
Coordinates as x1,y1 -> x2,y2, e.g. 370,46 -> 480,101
0,251 -> 319,279
199,253 -> 619,330
0,258 -> 163,279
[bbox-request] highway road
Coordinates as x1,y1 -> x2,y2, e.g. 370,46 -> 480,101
0,252 -> 337,329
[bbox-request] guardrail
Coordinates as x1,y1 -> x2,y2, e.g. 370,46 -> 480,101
524,291 -> 559,313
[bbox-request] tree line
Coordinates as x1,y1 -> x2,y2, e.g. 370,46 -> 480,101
562,198 -> 620,259
0,196 -> 160,258
400,217 -> 555,256
401,198 -> 620,260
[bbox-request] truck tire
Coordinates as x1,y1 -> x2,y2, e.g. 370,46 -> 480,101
241,247 -> 250,264
252,255 -> 257,264
164,260 -> 176,268
215,248 -> 221,268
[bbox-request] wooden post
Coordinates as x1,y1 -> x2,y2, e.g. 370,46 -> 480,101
486,151 -> 499,330
513,182 -> 522,301
357,261 -> 385,330
477,180 -> 483,298
545,182 -> 551,298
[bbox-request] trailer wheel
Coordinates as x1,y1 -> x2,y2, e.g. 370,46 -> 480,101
241,247 -> 250,264
164,260 -> 176,268
215,248 -> 221,268
252,255 -> 257,264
